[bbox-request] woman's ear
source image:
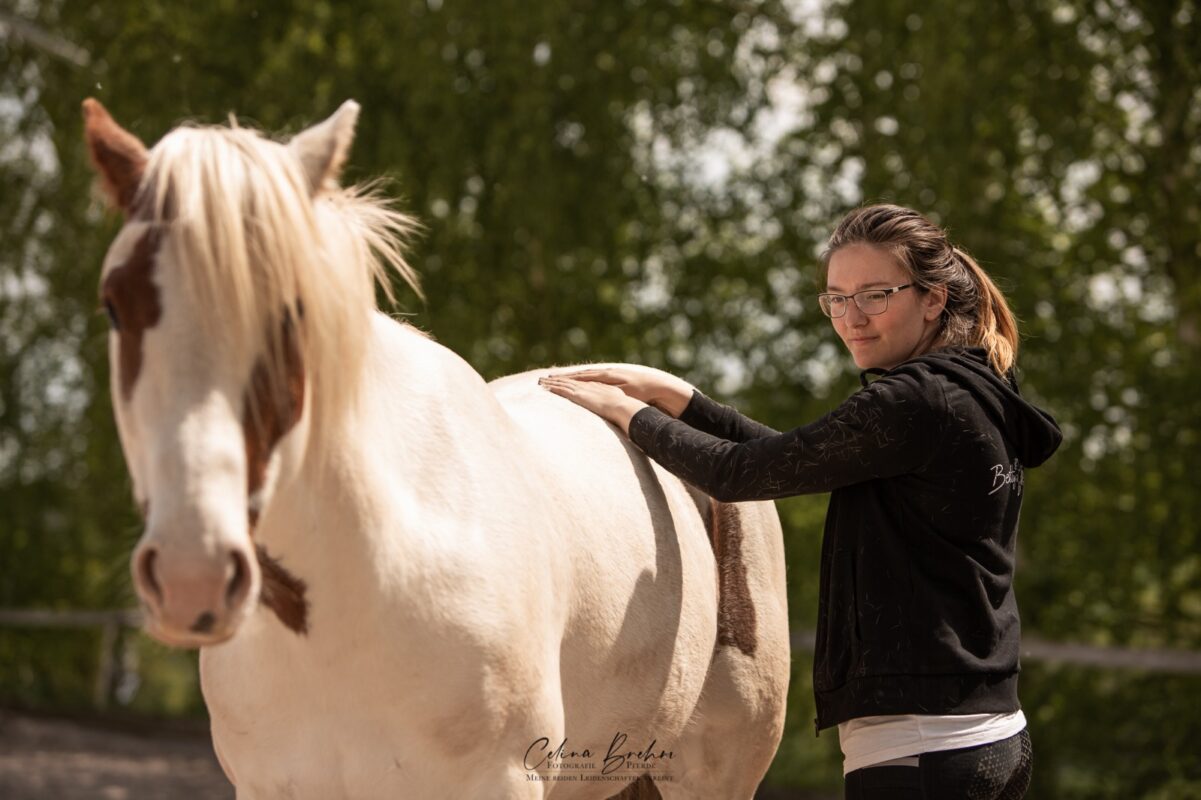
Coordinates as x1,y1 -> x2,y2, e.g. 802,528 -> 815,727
923,284 -> 948,322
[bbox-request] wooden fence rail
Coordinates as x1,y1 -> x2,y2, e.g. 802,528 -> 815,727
788,630 -> 1201,673
2,609 -> 1199,710
0,608 -> 143,709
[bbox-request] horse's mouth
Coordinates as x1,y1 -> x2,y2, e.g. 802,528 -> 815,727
139,601 -> 252,649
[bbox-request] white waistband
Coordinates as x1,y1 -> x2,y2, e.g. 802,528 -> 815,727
840,710 -> 1027,775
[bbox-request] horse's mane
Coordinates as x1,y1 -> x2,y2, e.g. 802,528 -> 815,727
140,120 -> 421,437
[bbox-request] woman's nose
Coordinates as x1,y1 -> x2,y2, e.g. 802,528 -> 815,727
844,303 -> 870,326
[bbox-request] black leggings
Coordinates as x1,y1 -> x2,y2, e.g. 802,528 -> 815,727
844,729 -> 1032,800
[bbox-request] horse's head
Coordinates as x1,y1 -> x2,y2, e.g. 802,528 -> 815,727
83,99 -> 399,647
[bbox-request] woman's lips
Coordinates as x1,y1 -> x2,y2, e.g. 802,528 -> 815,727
848,336 -> 878,346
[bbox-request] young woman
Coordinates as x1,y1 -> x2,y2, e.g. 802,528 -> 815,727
538,204 -> 1061,799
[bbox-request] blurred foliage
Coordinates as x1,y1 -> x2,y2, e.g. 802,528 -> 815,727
1,0 -> 1198,796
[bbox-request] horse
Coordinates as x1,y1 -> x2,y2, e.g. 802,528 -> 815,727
83,97 -> 790,799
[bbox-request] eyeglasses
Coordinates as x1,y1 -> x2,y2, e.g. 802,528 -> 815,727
817,284 -> 913,318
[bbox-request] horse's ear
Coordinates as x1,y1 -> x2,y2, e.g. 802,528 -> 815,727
289,100 -> 360,195
82,98 -> 149,213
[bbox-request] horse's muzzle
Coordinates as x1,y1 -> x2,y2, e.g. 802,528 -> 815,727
132,541 -> 257,647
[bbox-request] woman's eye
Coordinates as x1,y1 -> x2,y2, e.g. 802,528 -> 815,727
103,299 -> 120,331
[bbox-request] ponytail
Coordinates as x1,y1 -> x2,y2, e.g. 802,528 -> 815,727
952,247 -> 1018,375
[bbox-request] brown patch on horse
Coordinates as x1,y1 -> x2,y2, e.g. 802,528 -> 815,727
256,544 -> 309,634
242,309 -> 306,520
710,500 -> 758,657
242,313 -> 309,635
607,775 -> 661,800
101,229 -> 162,401
82,98 -> 148,212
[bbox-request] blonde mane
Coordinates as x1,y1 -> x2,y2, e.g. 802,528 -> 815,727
140,122 -> 421,437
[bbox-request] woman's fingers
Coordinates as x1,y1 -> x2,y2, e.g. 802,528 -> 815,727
548,369 -> 624,385
540,375 -> 608,395
538,376 -> 582,394
539,377 -> 604,413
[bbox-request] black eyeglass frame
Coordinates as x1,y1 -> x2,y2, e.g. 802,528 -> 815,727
817,283 -> 915,318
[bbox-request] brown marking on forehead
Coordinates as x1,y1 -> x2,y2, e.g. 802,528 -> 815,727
102,229 -> 162,401
710,499 -> 758,657
242,310 -> 306,518
256,544 -> 309,634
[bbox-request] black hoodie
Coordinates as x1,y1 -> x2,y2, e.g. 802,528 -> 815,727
627,347 -> 1062,732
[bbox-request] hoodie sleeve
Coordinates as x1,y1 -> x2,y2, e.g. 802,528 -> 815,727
676,389 -> 781,443
628,374 -> 945,502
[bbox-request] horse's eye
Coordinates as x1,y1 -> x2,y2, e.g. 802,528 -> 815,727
103,298 -> 120,331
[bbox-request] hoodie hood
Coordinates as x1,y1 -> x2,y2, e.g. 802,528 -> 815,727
870,347 -> 1063,468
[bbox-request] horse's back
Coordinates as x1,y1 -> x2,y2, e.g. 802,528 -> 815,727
490,366 -> 723,739
491,365 -> 791,797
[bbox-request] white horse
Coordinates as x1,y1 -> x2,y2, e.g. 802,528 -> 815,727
83,98 -> 790,799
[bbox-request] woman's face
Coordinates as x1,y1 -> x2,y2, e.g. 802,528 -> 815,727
825,243 -> 945,371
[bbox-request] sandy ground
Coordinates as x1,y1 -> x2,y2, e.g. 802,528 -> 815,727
0,709 -> 825,799
0,709 -> 232,800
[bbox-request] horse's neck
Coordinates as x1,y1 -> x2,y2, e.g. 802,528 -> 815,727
261,313 -> 517,583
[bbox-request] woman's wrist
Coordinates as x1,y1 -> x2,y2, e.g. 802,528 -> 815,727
652,377 -> 696,418
610,396 -> 650,436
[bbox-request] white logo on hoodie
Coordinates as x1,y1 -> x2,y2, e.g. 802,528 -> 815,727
988,459 -> 1024,496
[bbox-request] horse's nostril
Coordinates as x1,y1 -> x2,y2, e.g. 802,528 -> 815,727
191,611 -> 216,634
137,548 -> 163,605
226,549 -> 251,609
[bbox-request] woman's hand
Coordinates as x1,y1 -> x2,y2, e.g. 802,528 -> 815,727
541,366 -> 695,417
537,374 -> 648,435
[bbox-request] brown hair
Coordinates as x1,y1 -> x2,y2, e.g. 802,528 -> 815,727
819,204 -> 1019,375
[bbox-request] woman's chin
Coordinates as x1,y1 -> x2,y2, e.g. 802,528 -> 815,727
850,352 -> 877,370
852,354 -> 898,372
